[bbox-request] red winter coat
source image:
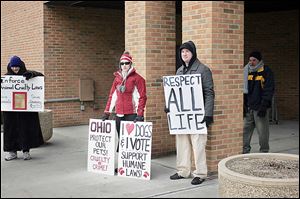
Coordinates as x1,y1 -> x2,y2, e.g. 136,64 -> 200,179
104,68 -> 147,116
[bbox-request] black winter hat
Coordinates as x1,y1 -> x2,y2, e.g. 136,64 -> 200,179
179,41 -> 197,67
179,41 -> 195,55
9,56 -> 23,67
248,51 -> 262,61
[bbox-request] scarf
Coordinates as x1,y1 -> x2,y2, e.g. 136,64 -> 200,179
116,67 -> 133,118
243,60 -> 264,94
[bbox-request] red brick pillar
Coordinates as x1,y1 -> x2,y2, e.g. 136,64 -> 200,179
182,1 -> 244,173
125,1 -> 176,156
1,1 -> 44,74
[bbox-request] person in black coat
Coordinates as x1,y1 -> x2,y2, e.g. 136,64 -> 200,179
243,51 -> 275,154
3,56 -> 44,161
165,41 -> 215,185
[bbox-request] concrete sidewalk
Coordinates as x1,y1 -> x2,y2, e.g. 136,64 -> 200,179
1,120 -> 299,198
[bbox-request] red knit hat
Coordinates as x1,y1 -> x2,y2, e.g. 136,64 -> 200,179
120,51 -> 132,63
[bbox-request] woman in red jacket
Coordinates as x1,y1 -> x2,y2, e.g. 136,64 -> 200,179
101,51 -> 147,152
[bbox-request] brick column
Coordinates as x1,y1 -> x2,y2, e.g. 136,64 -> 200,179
1,1 -> 44,74
182,1 -> 244,173
125,1 -> 176,156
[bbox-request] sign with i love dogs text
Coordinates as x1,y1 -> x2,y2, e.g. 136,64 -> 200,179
117,121 -> 153,180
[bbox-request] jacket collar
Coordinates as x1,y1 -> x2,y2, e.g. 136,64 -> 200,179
178,59 -> 201,74
114,67 -> 136,78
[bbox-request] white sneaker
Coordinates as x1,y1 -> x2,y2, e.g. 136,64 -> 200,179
5,151 -> 17,161
23,152 -> 31,160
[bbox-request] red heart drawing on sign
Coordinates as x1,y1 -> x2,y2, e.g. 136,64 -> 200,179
118,167 -> 125,175
143,171 -> 149,178
126,123 -> 134,135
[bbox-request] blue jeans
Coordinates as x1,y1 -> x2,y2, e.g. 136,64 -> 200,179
243,109 -> 270,154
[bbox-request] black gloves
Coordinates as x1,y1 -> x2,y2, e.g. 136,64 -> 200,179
257,100 -> 269,118
257,106 -> 267,117
101,113 -> 110,121
164,106 -> 170,113
23,71 -> 33,80
200,116 -> 214,127
134,115 -> 144,123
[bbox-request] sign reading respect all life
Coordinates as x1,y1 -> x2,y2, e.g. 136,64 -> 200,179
163,74 -> 207,134
1,75 -> 44,112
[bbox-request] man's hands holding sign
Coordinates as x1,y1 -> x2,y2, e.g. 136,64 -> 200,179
164,105 -> 213,128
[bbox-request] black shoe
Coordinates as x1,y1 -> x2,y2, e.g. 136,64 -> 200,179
191,177 -> 205,185
170,173 -> 184,180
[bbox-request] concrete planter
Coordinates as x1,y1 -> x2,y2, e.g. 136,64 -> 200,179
39,109 -> 53,142
218,153 -> 299,198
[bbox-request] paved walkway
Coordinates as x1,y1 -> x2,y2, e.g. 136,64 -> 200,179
1,120 -> 298,198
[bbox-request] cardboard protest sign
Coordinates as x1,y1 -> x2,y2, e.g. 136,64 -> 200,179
117,121 -> 152,180
163,74 -> 207,134
87,119 -> 116,176
1,75 -> 44,112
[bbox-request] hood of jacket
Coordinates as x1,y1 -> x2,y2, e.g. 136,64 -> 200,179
179,40 -> 197,69
6,60 -> 27,75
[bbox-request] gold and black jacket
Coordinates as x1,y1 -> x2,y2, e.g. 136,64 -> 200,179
245,65 -> 275,111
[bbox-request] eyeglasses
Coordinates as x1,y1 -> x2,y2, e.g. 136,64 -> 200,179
120,62 -> 131,66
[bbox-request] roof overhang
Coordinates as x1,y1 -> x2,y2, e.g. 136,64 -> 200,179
44,1 -> 299,13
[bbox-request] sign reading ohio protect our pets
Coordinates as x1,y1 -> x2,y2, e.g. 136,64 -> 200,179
163,74 -> 207,134
87,119 -> 116,176
118,121 -> 152,180
1,75 -> 44,112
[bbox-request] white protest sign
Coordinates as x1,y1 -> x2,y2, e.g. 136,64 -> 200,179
1,75 -> 44,112
163,74 -> 207,134
87,119 -> 116,176
118,121 -> 152,180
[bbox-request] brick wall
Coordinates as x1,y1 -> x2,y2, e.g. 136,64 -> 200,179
182,1 -> 244,172
125,1 -> 177,156
245,10 -> 299,120
43,5 -> 124,126
1,1 -> 44,74
2,2 -> 298,166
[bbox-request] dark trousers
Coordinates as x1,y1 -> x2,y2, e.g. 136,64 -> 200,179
243,109 -> 270,154
115,114 -> 137,152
